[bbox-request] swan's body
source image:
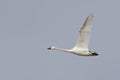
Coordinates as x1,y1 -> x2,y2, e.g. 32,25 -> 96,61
48,15 -> 98,56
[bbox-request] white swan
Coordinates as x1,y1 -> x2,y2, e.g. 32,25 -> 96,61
48,15 -> 98,56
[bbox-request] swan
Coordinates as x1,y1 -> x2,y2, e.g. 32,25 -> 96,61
48,15 -> 98,56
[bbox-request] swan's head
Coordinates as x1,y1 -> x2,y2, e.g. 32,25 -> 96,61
47,46 -> 56,50
89,51 -> 99,56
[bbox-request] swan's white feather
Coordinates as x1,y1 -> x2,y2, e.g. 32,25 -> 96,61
48,15 -> 98,56
74,15 -> 94,51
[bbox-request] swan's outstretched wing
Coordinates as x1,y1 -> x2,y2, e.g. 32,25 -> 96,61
74,15 -> 94,50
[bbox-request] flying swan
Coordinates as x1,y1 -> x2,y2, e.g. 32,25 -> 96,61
48,15 -> 98,56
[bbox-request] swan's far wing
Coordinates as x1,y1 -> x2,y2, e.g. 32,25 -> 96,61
74,15 -> 94,50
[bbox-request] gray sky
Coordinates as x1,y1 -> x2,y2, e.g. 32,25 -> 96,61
0,0 -> 120,80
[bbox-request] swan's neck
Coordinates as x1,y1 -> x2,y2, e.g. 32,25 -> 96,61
53,47 -> 71,52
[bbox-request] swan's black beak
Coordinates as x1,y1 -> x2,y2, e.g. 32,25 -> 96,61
47,47 -> 51,50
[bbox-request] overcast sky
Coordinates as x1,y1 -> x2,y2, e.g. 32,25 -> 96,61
0,0 -> 120,80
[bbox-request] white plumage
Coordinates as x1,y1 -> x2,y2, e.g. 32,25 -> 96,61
48,15 -> 98,56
